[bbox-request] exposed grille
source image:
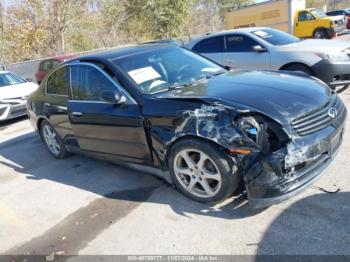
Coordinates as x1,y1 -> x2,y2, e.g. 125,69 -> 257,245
9,106 -> 27,117
291,95 -> 345,136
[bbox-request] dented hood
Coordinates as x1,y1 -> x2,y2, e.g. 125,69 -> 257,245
155,70 -> 331,125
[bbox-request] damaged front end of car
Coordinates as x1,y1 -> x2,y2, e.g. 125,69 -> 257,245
152,96 -> 346,208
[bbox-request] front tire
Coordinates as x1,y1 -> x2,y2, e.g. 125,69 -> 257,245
283,64 -> 314,76
168,138 -> 240,203
40,120 -> 69,159
313,28 -> 328,39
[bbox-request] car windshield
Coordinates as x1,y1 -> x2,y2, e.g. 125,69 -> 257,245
310,8 -> 327,18
252,28 -> 301,46
113,46 -> 226,94
0,72 -> 26,87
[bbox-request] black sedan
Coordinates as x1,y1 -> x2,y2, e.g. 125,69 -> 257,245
27,44 -> 347,208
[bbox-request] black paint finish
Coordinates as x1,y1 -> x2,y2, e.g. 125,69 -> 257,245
27,44 -> 347,208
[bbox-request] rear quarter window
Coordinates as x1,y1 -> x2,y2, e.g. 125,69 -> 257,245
192,36 -> 224,53
46,67 -> 69,96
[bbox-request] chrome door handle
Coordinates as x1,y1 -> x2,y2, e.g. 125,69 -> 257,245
71,112 -> 83,117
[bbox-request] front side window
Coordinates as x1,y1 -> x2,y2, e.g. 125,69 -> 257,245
70,65 -> 117,101
46,67 -> 69,95
298,11 -> 314,21
192,36 -> 224,53
0,73 -> 26,87
252,28 -> 300,46
113,46 -> 225,94
225,34 -> 260,52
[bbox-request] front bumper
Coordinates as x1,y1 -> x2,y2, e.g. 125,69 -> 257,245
0,102 -> 28,121
312,60 -> 350,87
245,104 -> 346,209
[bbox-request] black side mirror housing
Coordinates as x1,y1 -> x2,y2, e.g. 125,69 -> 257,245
101,90 -> 126,105
26,78 -> 33,82
253,45 -> 267,53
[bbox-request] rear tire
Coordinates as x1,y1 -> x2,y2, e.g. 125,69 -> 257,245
40,120 -> 69,159
168,138 -> 240,203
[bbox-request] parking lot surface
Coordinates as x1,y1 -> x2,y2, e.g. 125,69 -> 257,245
1,79 -> 350,256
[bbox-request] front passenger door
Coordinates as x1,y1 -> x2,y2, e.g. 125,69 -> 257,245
223,34 -> 271,70
68,63 -> 152,164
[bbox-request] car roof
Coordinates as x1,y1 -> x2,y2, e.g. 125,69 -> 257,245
72,43 -> 174,63
41,54 -> 76,63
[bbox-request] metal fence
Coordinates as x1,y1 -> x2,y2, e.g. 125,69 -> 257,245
3,44 -> 133,83
6,59 -> 41,83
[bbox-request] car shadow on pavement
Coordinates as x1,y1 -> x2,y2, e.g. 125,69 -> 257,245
255,192 -> 350,257
0,116 -> 28,130
0,132 -> 264,221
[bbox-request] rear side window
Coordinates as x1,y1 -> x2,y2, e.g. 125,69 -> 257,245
192,36 -> 224,53
70,65 -> 117,101
225,34 -> 260,52
46,67 -> 69,96
41,60 -> 53,72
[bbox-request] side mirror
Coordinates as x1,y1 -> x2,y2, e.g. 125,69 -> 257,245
26,78 -> 33,82
101,90 -> 126,105
253,45 -> 267,53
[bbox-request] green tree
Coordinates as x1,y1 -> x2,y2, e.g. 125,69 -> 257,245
98,0 -> 128,47
125,0 -> 195,40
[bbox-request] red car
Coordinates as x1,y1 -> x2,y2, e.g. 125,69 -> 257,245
35,55 -> 75,84
326,9 -> 350,29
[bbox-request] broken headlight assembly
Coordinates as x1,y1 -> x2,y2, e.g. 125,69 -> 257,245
235,115 -> 290,154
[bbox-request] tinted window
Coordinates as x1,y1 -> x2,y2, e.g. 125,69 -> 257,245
41,60 -> 53,71
298,11 -> 314,21
192,36 -> 224,53
225,34 -> 259,52
46,67 -> 69,95
252,28 -> 300,46
52,60 -> 61,68
71,65 -> 117,101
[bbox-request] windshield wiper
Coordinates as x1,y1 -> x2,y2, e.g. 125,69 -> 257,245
168,71 -> 226,91
209,70 -> 226,77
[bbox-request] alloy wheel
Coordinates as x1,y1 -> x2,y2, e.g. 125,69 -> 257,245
43,125 -> 61,156
173,149 -> 222,198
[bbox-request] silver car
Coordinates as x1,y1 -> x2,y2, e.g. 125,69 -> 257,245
185,27 -> 350,88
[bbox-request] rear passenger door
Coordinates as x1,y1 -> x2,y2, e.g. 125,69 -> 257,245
223,34 -> 271,70
67,63 -> 152,164
191,36 -> 225,65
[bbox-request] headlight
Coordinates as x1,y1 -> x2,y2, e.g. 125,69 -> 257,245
316,52 -> 349,62
236,116 -> 261,145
